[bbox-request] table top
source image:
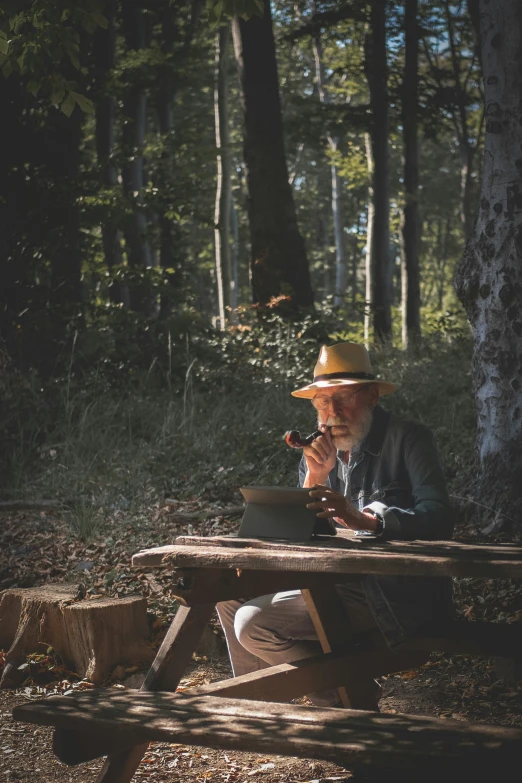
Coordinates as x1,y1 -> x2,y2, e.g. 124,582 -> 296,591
132,532 -> 522,579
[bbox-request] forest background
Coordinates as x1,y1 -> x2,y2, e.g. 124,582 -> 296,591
0,0 -> 512,538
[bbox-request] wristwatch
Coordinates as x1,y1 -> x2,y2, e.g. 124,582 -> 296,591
373,513 -> 384,536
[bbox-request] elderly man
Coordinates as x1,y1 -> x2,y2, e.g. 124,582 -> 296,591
217,342 -> 454,706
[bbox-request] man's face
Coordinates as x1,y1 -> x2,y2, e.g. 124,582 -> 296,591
311,384 -> 379,452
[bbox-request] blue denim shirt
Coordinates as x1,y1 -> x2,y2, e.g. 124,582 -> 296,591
298,404 -> 455,649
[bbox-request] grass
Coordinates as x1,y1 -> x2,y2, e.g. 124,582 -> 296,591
1,330 -> 476,539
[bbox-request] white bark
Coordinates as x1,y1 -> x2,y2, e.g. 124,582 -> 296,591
230,191 -> 239,314
214,25 -> 232,330
454,0 -> 522,523
364,133 -> 375,349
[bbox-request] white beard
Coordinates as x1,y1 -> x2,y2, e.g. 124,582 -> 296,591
320,406 -> 374,453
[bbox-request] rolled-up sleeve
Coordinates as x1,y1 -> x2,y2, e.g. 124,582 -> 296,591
363,426 -> 455,541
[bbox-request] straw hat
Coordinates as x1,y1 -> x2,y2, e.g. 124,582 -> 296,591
291,342 -> 396,399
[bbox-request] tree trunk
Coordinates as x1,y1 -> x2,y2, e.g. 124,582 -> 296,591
93,0 -> 126,306
121,0 -> 152,313
351,214 -> 361,307
400,0 -> 421,349
443,0 -> 477,243
467,0 -> 482,70
231,191 -> 240,314
214,24 -> 232,330
47,107 -> 84,349
0,75 -> 27,365
364,0 -> 391,341
312,36 -> 346,307
156,2 -> 184,319
232,0 -> 314,312
0,586 -> 153,688
454,0 -> 522,533
364,133 -> 375,348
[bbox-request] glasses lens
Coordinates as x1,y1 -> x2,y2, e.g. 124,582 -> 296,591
312,391 -> 360,410
312,397 -> 329,410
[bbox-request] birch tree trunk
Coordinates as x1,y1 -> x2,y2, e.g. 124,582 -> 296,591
214,24 -> 232,330
232,0 -> 314,311
364,133 -> 375,349
399,0 -> 421,348
312,36 -> 346,307
454,0 -> 522,532
121,0 -> 152,314
231,191 -> 239,313
364,0 -> 392,341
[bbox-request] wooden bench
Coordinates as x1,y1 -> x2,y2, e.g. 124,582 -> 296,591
12,534 -> 522,783
13,689 -> 522,782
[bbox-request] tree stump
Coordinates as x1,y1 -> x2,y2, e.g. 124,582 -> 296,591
0,585 -> 155,688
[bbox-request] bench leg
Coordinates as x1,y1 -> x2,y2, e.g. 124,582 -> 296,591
302,587 -> 380,711
53,603 -> 214,779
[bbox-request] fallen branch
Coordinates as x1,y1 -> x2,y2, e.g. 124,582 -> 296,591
163,502 -> 245,521
0,500 -> 67,512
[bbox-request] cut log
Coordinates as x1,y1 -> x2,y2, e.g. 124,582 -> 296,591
0,585 -> 154,688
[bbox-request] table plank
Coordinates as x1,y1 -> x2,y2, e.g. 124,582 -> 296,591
132,540 -> 522,578
175,533 -> 522,555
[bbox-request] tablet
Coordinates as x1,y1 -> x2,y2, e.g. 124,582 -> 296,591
238,486 -> 337,541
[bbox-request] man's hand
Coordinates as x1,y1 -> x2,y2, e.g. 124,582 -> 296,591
306,485 -> 378,531
302,425 -> 337,486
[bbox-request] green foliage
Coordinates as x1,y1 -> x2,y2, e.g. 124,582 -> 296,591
1,310 -> 474,519
0,1 -> 106,113
0,0 -> 481,520
207,0 -> 264,27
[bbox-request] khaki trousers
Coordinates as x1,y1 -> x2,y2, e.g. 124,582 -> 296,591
216,581 -> 382,706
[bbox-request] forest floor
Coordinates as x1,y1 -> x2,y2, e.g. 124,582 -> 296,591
1,502 -> 522,783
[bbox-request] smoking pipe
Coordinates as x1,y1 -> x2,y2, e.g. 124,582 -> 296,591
284,428 -> 329,449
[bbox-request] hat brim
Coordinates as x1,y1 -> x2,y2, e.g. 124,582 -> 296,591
291,378 -> 397,399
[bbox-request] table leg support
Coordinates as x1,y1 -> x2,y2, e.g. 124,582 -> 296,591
301,587 -> 380,711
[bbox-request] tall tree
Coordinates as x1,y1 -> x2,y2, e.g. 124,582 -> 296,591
232,0 -> 314,310
454,0 -> 522,533
156,0 -> 177,310
46,97 -> 84,357
363,132 -> 375,347
214,24 -> 232,329
400,0 -> 421,348
364,0 -> 391,341
423,1 -> 483,243
121,0 -> 152,313
312,34 -> 346,307
92,0 -> 126,305
156,0 -> 202,318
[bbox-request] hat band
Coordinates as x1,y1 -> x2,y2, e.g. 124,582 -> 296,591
313,371 -> 376,382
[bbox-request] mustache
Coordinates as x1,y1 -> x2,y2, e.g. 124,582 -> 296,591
323,416 -> 350,427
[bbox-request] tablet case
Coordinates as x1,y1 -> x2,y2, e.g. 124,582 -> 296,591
238,486 -> 337,541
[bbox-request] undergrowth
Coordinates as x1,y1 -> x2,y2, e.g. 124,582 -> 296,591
0,312 -> 475,539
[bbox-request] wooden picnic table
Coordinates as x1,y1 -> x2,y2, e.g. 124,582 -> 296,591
12,531 -> 522,783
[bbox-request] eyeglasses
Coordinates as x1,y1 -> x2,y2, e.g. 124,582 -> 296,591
311,388 -> 365,411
